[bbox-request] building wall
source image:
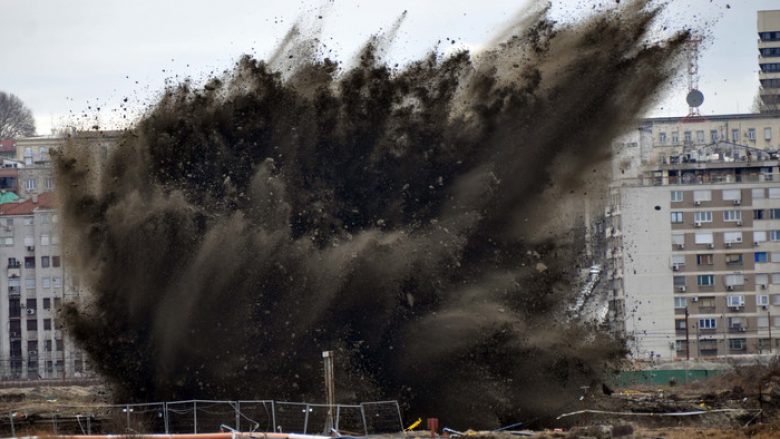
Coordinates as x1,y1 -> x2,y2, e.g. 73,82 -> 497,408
758,10 -> 780,110
0,206 -> 89,379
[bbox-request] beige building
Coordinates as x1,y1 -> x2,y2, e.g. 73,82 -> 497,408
759,10 -> 780,111
608,113 -> 780,360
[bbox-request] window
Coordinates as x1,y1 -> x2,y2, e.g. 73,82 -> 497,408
672,131 -> 679,144
758,295 -> 770,306
726,294 -> 745,307
755,209 -> 766,220
753,188 -> 766,199
725,274 -> 745,286
24,278 -> 35,289
759,317 -> 770,328
710,129 -> 718,143
693,190 -> 712,202
757,274 -> 769,286
41,277 -> 50,289
3,237 -> 12,246
697,254 -> 713,265
23,217 -> 33,225
24,257 -> 34,268
26,320 -> 37,331
772,252 -> 780,262
756,252 -> 769,263
671,191 -> 683,202
43,319 -> 51,331
40,234 -> 49,246
40,214 -> 48,225
695,232 -> 714,245
694,211 -> 713,223
41,256 -> 49,268
722,189 -> 741,201
729,317 -> 744,329
725,254 -> 743,265
659,132 -> 667,144
696,130 -> 705,143
765,127 -> 773,141
674,297 -> 687,309
24,179 -> 35,191
729,339 -> 746,350
755,231 -> 768,243
674,276 -> 686,287
44,178 -> 53,190
732,129 -> 739,142
56,340 -> 63,351
697,274 -> 714,286
770,188 -> 780,199
672,233 -> 685,246
699,318 -> 716,329
772,273 -> 780,284
52,256 -> 60,267
51,235 -> 59,245
671,212 -> 684,223
52,277 -> 61,288
43,298 -> 50,310
748,128 -> 756,141
672,254 -> 685,266
723,231 -> 743,243
723,210 -> 742,222
684,131 -> 692,143
771,209 -> 780,219
675,319 -> 686,330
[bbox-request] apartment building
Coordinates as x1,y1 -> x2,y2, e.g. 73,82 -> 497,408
0,193 -> 90,379
759,10 -> 780,111
607,114 -> 780,360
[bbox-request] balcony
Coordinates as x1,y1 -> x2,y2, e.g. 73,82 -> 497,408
8,286 -> 20,296
729,325 -> 748,333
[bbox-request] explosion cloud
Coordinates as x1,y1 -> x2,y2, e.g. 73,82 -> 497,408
54,0 -> 688,428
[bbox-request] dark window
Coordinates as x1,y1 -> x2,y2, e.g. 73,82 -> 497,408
53,297 -> 61,309
26,299 -> 36,310
9,320 -> 20,336
43,298 -> 50,309
41,256 -> 49,268
26,319 -> 37,331
43,319 -> 51,331
24,257 -> 35,268
56,340 -> 64,351
27,341 -> 37,352
761,63 -> 780,73
52,256 -> 60,267
44,340 -> 52,352
7,258 -> 19,268
755,209 -> 765,220
8,299 -> 20,318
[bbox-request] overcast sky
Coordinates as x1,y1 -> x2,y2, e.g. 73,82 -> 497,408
1,0 -> 777,136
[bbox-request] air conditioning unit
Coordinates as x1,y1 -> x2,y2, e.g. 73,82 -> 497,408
26,246 -> 34,252
736,221 -> 742,226
672,264 -> 680,271
695,222 -> 703,228
678,286 -> 687,292
677,243 -> 685,249
727,285 -> 735,291
695,200 -> 702,206
29,350 -> 37,356
762,305 -> 769,310
735,237 -> 743,242
708,243 -> 715,249
726,242 -> 732,248
755,241 -> 761,247
26,308 -> 35,315
733,199 -> 741,205
740,327 -> 747,332
762,284 -> 768,289
692,296 -> 699,302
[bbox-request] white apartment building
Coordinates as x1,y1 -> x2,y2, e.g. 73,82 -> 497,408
608,113 -> 780,360
0,193 -> 91,379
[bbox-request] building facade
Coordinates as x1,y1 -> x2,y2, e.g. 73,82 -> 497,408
608,113 -> 780,360
759,10 -> 780,111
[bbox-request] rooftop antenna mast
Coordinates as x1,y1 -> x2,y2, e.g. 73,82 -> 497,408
685,34 -> 704,118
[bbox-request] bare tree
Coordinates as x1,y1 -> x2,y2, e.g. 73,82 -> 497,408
0,92 -> 36,138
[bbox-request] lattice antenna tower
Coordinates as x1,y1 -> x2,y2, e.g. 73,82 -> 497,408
685,35 -> 704,118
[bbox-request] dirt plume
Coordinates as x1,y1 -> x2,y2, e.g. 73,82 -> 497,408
54,0 -> 688,429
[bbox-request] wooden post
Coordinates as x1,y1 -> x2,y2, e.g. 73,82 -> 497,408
769,310 -> 773,354
685,308 -> 691,361
323,351 -> 335,434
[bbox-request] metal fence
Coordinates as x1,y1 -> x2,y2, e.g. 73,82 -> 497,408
1,399 -> 403,436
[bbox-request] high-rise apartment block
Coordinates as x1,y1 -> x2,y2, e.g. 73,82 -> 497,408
608,114 -> 780,360
759,10 -> 780,111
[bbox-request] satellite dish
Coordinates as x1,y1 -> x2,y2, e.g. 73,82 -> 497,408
686,89 -> 704,108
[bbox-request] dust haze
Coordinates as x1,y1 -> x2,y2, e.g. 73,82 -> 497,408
54,0 -> 688,428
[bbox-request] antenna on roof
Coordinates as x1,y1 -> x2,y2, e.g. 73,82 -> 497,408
684,34 -> 704,118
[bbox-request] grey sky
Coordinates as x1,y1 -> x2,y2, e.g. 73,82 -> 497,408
0,0 -> 777,135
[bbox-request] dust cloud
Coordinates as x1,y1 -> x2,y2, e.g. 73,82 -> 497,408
54,0 -> 688,428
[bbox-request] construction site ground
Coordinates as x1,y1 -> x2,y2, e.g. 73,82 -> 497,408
2,365 -> 780,438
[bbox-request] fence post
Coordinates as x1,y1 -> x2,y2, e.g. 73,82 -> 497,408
53,412 -> 58,435
335,405 -> 341,432
394,401 -> 404,432
164,402 -> 170,434
9,412 -> 14,437
303,404 -> 310,434
193,401 -> 198,434
271,401 -> 277,432
126,404 -> 131,432
235,401 -> 241,431
359,404 -> 368,436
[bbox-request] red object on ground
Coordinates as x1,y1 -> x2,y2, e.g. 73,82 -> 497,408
427,418 -> 439,437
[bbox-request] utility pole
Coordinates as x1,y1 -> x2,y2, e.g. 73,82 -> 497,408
769,310 -> 773,354
322,351 -> 335,434
685,308 -> 691,361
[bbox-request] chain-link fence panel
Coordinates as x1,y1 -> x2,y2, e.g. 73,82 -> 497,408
361,401 -> 404,434
235,400 -> 275,432
334,404 -> 365,436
